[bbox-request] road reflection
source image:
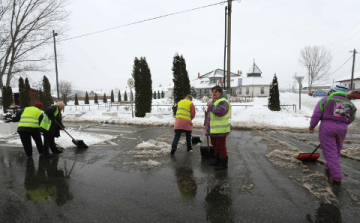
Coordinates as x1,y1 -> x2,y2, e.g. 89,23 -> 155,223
205,171 -> 234,223
24,157 -> 73,205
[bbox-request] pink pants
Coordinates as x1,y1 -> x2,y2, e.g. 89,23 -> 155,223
210,137 -> 227,158
319,121 -> 348,182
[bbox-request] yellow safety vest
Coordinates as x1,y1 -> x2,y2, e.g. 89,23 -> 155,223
18,107 -> 43,128
210,98 -> 230,134
40,107 -> 59,131
175,99 -> 193,121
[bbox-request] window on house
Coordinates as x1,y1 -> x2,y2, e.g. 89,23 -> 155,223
200,81 -> 204,84
238,88 -> 242,95
246,87 -> 249,95
261,86 -> 264,94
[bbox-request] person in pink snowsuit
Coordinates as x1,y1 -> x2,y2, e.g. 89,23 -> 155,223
309,84 -> 357,184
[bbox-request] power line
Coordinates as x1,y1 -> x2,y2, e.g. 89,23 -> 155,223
330,55 -> 353,76
60,1 -> 227,42
329,19 -> 360,48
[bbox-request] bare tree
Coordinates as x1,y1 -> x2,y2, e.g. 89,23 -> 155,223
299,46 -> 332,91
0,0 -> 69,88
58,80 -> 71,104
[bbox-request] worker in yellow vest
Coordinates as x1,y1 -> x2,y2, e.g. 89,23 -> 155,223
205,86 -> 231,170
40,101 -> 65,157
171,95 -> 196,155
16,102 -> 44,158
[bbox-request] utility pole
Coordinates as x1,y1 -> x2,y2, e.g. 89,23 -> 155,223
52,30 -> 60,100
350,49 -> 357,90
223,6 -> 227,90
226,0 -> 232,95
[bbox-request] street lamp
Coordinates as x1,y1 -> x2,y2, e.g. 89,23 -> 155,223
53,30 -> 60,101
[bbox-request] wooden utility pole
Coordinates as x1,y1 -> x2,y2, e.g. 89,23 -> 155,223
53,30 -> 60,100
226,0 -> 232,95
350,49 -> 357,90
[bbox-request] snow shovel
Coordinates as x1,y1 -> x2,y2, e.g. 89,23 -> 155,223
200,135 -> 214,158
296,144 -> 320,161
53,120 -> 88,149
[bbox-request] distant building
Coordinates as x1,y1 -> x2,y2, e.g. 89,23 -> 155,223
11,87 -> 40,107
334,71 -> 360,90
191,63 -> 271,97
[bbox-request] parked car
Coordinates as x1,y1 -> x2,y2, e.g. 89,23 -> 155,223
308,91 -> 314,96
347,90 -> 360,100
312,91 -> 327,97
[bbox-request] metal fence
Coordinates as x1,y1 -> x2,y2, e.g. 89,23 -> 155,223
65,103 -> 297,113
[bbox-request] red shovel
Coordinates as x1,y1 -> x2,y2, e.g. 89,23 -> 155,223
296,144 -> 320,161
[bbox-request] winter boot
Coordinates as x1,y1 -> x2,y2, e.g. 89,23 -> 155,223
209,155 -> 220,166
171,146 -> 177,155
215,157 -> 228,170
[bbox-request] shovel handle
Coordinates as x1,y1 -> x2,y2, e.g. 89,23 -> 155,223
53,119 -> 77,142
309,144 -> 321,158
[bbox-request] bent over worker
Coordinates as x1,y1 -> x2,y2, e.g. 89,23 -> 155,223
16,102 -> 44,158
171,95 -> 196,155
309,84 -> 357,184
40,101 -> 65,157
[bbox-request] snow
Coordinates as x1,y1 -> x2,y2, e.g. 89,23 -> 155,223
1,92 -> 360,149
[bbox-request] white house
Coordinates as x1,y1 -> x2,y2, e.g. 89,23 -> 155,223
191,63 -> 271,97
334,71 -> 360,90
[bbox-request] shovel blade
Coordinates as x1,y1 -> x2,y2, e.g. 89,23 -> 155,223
296,153 -> 320,161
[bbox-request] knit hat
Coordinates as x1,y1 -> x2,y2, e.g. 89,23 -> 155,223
333,84 -> 349,93
186,95 -> 193,101
34,102 -> 43,109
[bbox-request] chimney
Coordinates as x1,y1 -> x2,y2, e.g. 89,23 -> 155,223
198,73 -> 200,78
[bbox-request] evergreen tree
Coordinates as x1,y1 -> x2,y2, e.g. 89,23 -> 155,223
24,78 -> 31,107
124,91 -> 128,102
41,75 -> 53,109
74,94 -> 79,105
153,91 -> 156,99
18,77 -> 26,108
2,86 -> 12,112
111,90 -> 114,103
268,74 -> 281,111
94,93 -> 98,104
103,93 -> 107,103
132,57 -> 153,117
157,90 -> 160,99
38,89 -> 43,104
172,53 -> 190,116
85,91 -> 89,104
118,90 -> 121,102
130,90 -> 133,101
161,91 -> 164,98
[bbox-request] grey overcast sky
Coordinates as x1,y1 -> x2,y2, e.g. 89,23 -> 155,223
52,0 -> 360,93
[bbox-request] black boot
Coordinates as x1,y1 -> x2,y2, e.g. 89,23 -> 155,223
171,146 -> 177,155
209,155 -> 220,166
215,157 -> 228,170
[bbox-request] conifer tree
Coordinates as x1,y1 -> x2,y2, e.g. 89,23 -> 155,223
172,53 -> 190,116
18,77 -> 26,108
153,91 -> 156,99
118,90 -> 121,102
111,90 -> 114,103
103,93 -> 107,103
132,57 -> 153,117
161,91 -> 164,98
124,91 -> 128,102
2,86 -> 12,112
268,74 -> 281,111
85,91 -> 89,104
41,75 -> 53,109
24,78 -> 31,107
74,94 -> 79,105
157,90 -> 160,99
94,93 -> 98,104
38,89 -> 43,104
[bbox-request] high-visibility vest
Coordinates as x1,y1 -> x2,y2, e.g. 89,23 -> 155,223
18,107 -> 43,128
40,107 -> 59,131
210,98 -> 230,134
175,99 -> 193,121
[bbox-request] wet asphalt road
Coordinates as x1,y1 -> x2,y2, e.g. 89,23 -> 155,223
0,123 -> 359,223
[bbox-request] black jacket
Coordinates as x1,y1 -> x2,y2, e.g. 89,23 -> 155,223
40,106 -> 64,137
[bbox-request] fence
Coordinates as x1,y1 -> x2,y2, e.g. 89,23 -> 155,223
65,103 -> 297,113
